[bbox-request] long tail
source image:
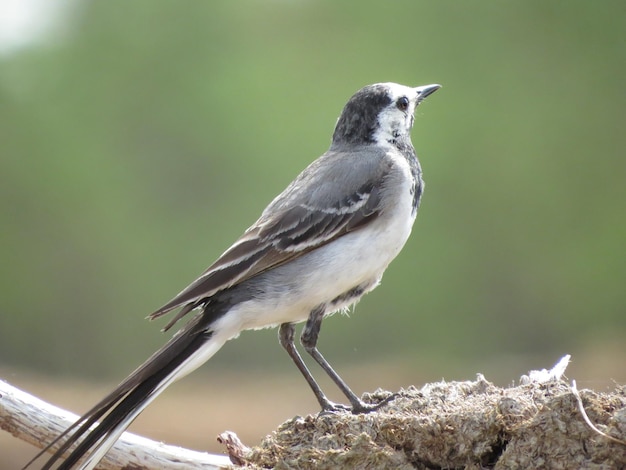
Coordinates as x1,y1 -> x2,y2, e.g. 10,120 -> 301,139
26,305 -> 229,470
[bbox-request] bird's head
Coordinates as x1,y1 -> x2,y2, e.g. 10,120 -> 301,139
332,82 -> 440,149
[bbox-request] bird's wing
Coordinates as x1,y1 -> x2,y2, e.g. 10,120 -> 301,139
150,148 -> 392,330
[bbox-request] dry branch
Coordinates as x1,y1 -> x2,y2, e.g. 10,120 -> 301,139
0,380 -> 232,469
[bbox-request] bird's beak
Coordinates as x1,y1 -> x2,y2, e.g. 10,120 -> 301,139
415,84 -> 441,101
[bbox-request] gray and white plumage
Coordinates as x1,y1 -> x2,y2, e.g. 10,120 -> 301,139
28,81 -> 440,469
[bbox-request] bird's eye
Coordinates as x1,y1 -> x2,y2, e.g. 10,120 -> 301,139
396,96 -> 409,111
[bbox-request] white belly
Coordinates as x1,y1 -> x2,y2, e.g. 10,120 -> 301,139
213,172 -> 417,338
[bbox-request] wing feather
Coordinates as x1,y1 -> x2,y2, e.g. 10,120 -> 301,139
149,149 -> 391,329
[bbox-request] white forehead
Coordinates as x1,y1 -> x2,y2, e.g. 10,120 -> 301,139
374,82 -> 417,101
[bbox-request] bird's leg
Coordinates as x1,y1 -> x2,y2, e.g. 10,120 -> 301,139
300,306 -> 393,414
278,322 -> 343,412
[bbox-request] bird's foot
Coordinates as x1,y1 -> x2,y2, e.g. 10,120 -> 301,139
350,392 -> 399,414
318,392 -> 399,415
318,400 -> 352,415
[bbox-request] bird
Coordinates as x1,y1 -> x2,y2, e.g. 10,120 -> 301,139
27,81 -> 440,469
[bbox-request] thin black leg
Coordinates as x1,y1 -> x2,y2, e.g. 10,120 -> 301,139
278,322 -> 340,411
300,306 -> 392,413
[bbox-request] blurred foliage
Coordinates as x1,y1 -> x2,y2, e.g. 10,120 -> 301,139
0,0 -> 624,381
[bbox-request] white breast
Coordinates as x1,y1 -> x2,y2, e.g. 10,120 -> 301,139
214,151 -> 418,337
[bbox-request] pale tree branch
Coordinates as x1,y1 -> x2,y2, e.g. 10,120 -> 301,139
0,380 -> 233,470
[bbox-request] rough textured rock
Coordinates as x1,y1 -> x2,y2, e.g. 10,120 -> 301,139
238,377 -> 626,469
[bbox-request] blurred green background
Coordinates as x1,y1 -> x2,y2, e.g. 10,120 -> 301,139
1,0 -> 624,395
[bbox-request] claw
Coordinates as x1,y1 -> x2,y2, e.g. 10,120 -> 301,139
350,392 -> 399,414
319,400 -> 352,415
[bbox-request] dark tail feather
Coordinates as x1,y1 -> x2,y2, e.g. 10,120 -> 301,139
25,310 -> 227,470
55,331 -> 212,470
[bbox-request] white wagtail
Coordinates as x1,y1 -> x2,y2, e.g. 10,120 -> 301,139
30,82 -> 440,470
